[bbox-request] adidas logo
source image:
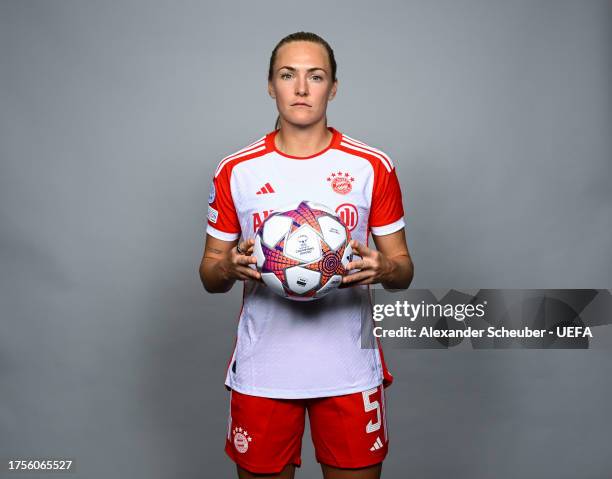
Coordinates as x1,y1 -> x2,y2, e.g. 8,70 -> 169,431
256,182 -> 275,195
370,436 -> 383,451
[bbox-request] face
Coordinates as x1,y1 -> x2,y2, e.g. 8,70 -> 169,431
268,41 -> 338,128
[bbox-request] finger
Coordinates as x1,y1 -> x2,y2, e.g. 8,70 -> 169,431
236,255 -> 258,266
338,278 -> 360,289
338,273 -> 373,288
237,240 -> 249,255
236,273 -> 259,282
350,239 -> 371,257
235,265 -> 261,281
349,239 -> 361,253
345,259 -> 367,271
239,238 -> 256,256
342,270 -> 373,284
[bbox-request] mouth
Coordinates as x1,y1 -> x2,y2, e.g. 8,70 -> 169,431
291,103 -> 311,107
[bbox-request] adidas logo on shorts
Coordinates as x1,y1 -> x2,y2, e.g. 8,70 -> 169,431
370,436 -> 383,451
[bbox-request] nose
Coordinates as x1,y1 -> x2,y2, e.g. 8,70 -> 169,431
296,74 -> 308,96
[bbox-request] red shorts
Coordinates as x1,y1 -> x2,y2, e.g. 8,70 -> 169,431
225,384 -> 389,474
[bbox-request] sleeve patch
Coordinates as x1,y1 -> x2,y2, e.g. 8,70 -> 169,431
207,205 -> 219,223
208,181 -> 216,204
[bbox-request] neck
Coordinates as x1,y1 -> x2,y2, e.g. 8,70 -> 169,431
274,119 -> 333,157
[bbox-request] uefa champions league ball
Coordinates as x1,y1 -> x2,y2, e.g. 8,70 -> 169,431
253,200 -> 353,301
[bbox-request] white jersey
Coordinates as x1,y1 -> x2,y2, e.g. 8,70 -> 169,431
206,127 -> 405,399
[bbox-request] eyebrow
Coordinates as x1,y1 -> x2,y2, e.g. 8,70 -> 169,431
278,66 -> 327,74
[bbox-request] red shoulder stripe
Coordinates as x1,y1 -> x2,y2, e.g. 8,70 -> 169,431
215,140 -> 269,177
340,136 -> 393,172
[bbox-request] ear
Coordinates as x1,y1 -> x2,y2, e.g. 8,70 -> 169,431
268,81 -> 276,99
328,79 -> 338,101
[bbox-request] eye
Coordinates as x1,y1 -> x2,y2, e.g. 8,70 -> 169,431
280,72 -> 293,80
311,75 -> 323,81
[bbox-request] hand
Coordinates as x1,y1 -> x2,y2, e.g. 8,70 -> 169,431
221,238 -> 262,283
340,239 -> 395,287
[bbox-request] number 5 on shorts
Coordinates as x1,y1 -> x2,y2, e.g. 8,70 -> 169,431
362,387 -> 381,433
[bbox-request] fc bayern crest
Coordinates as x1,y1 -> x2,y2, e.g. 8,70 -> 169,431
327,171 -> 354,195
232,426 -> 252,454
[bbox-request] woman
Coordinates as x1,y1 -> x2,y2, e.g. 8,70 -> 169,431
200,32 -> 414,479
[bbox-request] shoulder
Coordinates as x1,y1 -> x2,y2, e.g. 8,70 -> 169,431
214,132 -> 273,178
336,131 -> 395,173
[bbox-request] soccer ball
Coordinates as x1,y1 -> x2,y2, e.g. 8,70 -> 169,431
253,200 -> 353,301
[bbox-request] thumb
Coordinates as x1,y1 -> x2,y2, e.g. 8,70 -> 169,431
237,239 -> 250,255
350,239 -> 369,256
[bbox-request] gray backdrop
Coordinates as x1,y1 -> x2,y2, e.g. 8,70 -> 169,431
1,1 -> 611,478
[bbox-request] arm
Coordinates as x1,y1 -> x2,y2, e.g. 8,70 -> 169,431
199,234 -> 261,294
371,227 -> 414,290
341,228 -> 414,290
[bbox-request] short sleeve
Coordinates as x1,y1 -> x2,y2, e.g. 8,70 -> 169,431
206,166 -> 241,241
368,163 -> 405,236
